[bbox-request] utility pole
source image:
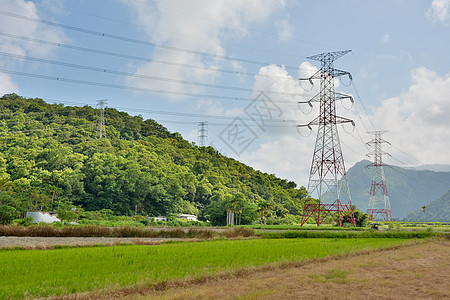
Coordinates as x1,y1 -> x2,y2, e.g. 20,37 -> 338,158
366,131 -> 393,221
198,121 -> 208,146
97,99 -> 107,139
298,50 -> 356,227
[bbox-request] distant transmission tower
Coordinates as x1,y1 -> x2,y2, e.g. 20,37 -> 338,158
198,121 -> 208,146
298,50 -> 356,227
366,131 -> 393,221
97,99 -> 107,139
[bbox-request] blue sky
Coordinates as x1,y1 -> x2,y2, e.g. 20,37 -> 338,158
0,0 -> 449,186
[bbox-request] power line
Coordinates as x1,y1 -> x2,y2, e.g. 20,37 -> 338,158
15,97 -> 300,124
350,81 -> 376,130
1,68 -> 301,103
133,0 -> 343,51
0,51 -> 303,97
0,124 -> 92,135
0,10 -> 300,71
154,119 -> 296,128
31,0 -> 304,60
0,32 -> 298,81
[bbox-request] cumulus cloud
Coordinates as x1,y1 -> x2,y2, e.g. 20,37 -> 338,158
426,0 -> 450,24
239,63 -> 450,186
0,0 -> 67,95
121,0 -> 288,100
0,72 -> 19,95
368,68 -> 450,165
233,62 -> 320,184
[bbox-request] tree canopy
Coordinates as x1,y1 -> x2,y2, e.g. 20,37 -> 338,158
0,94 -> 307,224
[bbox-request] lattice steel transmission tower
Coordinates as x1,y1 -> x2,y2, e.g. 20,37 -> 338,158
97,99 -> 107,139
198,121 -> 208,146
366,131 -> 393,221
298,50 -> 356,227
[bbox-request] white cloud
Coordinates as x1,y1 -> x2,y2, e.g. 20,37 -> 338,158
0,72 -> 19,95
380,33 -> 391,44
368,68 -> 450,165
426,0 -> 450,24
275,18 -> 294,41
241,135 -> 313,183
238,64 -> 450,187
195,98 -> 243,118
235,62 -> 320,184
0,0 -> 67,57
122,0 -> 287,100
0,0 -> 67,95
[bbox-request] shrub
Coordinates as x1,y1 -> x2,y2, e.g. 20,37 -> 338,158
14,217 -> 33,227
225,227 -> 256,238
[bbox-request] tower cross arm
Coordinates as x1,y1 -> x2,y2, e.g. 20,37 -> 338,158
298,115 -> 354,128
298,69 -> 322,85
335,92 -> 354,102
335,116 -> 354,125
366,138 -> 391,145
307,50 -> 352,62
298,68 -> 352,84
298,92 -> 321,106
330,69 -> 352,79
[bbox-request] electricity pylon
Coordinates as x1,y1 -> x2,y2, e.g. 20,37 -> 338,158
366,131 -> 393,221
298,50 -> 356,227
97,99 -> 107,139
198,121 -> 208,146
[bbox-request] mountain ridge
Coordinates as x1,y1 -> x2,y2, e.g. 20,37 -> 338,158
344,160 -> 450,219
405,189 -> 450,222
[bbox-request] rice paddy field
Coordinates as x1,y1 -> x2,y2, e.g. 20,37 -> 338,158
0,238 -> 413,298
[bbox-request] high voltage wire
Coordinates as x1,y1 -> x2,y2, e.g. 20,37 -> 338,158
133,0 -> 343,51
0,124 -> 92,135
1,68 -> 301,103
31,1 -> 303,59
0,119 -> 65,126
0,10 -> 299,71
154,119 -> 296,128
114,106 -> 298,123
16,97 -> 299,124
351,81 -> 376,131
0,51 -> 303,97
0,32 -> 297,81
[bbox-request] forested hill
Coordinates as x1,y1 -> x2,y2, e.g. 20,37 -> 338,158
405,190 -> 450,222
345,160 -> 450,219
0,94 -> 307,225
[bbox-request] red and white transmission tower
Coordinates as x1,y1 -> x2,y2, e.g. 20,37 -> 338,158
366,131 -> 393,221
298,50 -> 356,227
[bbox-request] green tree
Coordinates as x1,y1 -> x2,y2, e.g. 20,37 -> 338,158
257,200 -> 272,230
56,201 -> 78,223
0,191 -> 22,224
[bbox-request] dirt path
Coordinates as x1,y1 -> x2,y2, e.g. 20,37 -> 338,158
141,239 -> 449,300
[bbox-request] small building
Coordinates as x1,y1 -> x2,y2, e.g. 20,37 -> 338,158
178,214 -> 197,221
152,216 -> 168,222
26,211 -> 61,224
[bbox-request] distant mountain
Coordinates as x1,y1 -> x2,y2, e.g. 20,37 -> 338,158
341,160 -> 450,219
405,190 -> 450,222
403,164 -> 450,172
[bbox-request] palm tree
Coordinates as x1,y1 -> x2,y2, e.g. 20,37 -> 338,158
257,201 -> 272,231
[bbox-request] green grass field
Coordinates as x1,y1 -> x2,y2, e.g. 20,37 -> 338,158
0,238 -> 413,298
